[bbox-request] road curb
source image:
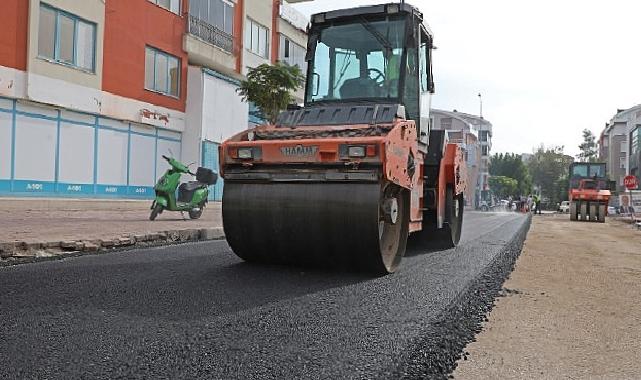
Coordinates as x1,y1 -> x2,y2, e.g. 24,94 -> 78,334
0,228 -> 225,267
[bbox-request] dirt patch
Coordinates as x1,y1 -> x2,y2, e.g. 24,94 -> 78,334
454,214 -> 641,379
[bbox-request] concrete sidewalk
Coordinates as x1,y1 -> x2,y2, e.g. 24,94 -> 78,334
0,198 -> 224,265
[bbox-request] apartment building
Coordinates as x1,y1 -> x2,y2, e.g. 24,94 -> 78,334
0,0 -> 308,199
600,105 -> 641,196
430,109 -> 489,208
599,117 -> 628,194
183,0 -> 308,200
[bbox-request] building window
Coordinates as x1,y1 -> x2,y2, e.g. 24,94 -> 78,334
149,0 -> 181,15
188,0 -> 234,52
440,117 -> 452,129
245,18 -> 269,58
189,0 -> 234,34
38,4 -> 96,72
620,157 -> 626,170
631,127 -> 639,154
145,47 -> 180,97
479,130 -> 489,142
279,35 -> 306,70
481,145 -> 489,156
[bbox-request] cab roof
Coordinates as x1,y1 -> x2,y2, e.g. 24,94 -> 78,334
310,3 -> 432,36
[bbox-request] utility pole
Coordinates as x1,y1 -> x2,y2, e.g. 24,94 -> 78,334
478,92 -> 483,119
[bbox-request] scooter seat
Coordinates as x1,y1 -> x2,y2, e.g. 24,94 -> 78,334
177,181 -> 207,203
182,181 -> 206,191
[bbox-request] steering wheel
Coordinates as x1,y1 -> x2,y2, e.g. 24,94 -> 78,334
366,68 -> 385,86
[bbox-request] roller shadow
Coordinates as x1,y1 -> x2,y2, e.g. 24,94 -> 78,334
404,235 -> 454,257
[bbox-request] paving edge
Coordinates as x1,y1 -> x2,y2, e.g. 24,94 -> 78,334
394,213 -> 533,380
0,228 -> 225,267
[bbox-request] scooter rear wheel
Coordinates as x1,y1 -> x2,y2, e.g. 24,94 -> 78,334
189,207 -> 204,220
150,204 -> 163,221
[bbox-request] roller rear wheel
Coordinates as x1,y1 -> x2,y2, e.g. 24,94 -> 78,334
589,203 -> 598,222
579,202 -> 588,221
598,204 -> 606,223
446,187 -> 464,246
570,202 -> 577,221
409,186 -> 463,250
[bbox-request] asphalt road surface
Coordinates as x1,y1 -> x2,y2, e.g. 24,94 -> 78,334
0,211 -> 529,379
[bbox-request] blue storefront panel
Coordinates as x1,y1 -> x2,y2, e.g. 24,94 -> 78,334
202,140 -> 223,201
0,108 -> 12,184
0,96 -> 182,199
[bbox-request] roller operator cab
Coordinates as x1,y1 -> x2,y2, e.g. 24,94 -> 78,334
220,3 -> 466,274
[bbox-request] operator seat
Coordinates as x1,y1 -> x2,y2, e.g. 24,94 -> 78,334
339,77 -> 379,98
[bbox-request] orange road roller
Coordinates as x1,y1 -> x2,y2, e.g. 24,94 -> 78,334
220,3 -> 466,274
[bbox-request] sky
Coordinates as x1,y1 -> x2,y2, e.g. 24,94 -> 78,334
290,0 -> 641,157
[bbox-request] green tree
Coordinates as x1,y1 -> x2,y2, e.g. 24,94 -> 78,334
237,62 -> 305,124
489,153 -> 532,195
527,145 -> 574,206
577,128 -> 598,162
488,176 -> 518,199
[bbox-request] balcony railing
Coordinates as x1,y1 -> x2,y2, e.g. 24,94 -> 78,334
188,15 -> 234,53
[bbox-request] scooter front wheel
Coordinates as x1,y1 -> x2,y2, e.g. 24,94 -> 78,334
150,204 -> 163,221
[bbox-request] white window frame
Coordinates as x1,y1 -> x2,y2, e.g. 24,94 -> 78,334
38,3 -> 96,73
148,0 -> 181,15
245,18 -> 269,59
279,34 -> 306,71
189,0 -> 234,34
145,46 -> 181,98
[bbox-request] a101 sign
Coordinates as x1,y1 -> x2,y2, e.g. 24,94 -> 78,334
624,175 -> 639,190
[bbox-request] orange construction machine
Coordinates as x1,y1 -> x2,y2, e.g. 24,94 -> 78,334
220,3 -> 466,274
568,162 -> 612,222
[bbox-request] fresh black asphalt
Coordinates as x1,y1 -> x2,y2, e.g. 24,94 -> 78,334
0,211 -> 530,379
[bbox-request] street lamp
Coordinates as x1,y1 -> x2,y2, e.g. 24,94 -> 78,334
478,92 -> 483,119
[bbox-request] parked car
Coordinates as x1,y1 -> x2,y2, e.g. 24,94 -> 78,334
558,201 -> 570,213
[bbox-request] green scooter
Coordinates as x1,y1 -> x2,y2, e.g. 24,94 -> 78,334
150,155 -> 217,221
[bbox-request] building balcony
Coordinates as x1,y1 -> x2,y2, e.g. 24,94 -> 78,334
184,16 -> 238,78
188,15 -> 234,53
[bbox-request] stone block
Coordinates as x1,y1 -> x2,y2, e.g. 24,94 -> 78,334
0,242 -> 17,258
25,242 -> 43,251
83,243 -> 99,252
60,241 -> 77,250
44,241 -> 61,249
11,249 -> 35,258
200,228 -> 225,240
